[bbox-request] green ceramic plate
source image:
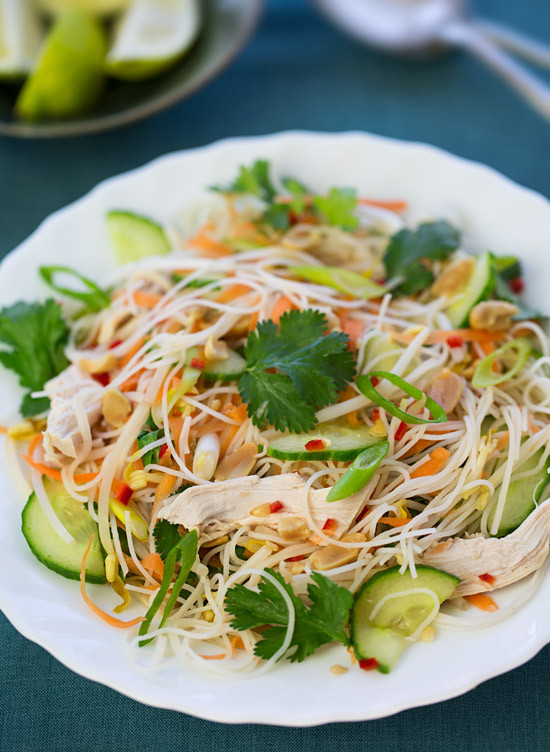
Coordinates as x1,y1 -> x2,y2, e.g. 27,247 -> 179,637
0,0 -> 262,138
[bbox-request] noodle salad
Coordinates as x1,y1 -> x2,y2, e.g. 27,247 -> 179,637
2,159 -> 550,676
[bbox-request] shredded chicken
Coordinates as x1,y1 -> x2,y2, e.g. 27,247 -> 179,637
158,473 -> 365,540
43,366 -> 103,465
422,501 -> 550,596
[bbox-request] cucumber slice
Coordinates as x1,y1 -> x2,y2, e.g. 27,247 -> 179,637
446,251 -> 493,328
487,449 -> 550,537
362,334 -> 402,373
21,479 -> 106,583
266,424 -> 379,461
351,565 -> 459,672
107,210 -> 171,264
203,349 -> 246,382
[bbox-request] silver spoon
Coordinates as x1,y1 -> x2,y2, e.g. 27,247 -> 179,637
314,0 -> 550,120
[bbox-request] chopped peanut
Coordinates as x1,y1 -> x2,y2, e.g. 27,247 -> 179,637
341,532 -> 367,543
98,310 -> 132,345
431,257 -> 475,297
250,503 -> 272,517
80,352 -> 118,375
369,419 -> 387,438
309,544 -> 360,571
421,626 -> 436,642
7,420 -> 36,440
102,388 -> 131,428
330,664 -> 349,675
429,368 -> 463,413
277,517 -> 311,542
202,535 -> 229,548
289,560 -> 306,575
469,301 -> 518,332
214,442 -> 257,481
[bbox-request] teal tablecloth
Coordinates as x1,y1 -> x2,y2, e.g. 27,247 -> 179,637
1,0 -> 550,747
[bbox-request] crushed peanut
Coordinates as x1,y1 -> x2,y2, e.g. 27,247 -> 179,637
421,626 -> 436,642
277,517 -> 311,542
469,301 -> 519,332
102,388 -> 131,428
80,351 -> 118,375
369,419 -> 387,438
309,544 -> 360,571
330,664 -> 349,675
431,257 -> 475,297
205,335 -> 229,361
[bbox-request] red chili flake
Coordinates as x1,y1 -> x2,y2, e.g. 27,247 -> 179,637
371,408 -> 380,421
287,555 -> 305,562
109,339 -> 123,350
479,573 -> 496,585
115,481 -> 133,506
446,335 -> 464,348
159,444 -> 169,459
269,500 -> 284,514
305,439 -> 325,451
322,518 -> 337,535
359,658 -> 379,671
509,277 -> 524,294
93,372 -> 111,386
190,358 -> 206,370
395,421 -> 408,441
370,376 -> 380,387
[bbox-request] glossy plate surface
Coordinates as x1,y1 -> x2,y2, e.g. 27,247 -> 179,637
0,131 -> 549,724
0,0 -> 261,138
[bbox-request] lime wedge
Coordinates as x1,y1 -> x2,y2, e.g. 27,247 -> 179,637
35,0 -> 131,17
15,10 -> 107,121
0,0 -> 44,82
105,0 -> 201,81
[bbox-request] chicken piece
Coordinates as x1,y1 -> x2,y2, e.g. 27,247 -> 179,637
158,473 -> 366,541
43,365 -> 103,465
422,501 -> 550,596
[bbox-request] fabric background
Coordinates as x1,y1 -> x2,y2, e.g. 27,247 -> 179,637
1,0 -> 549,748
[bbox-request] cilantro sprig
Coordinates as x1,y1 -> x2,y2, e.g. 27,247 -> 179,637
212,160 -> 359,233
238,309 -> 355,433
0,299 -> 70,416
384,220 -> 460,295
225,568 -> 353,662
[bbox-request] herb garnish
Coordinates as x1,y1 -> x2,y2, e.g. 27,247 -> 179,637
238,309 -> 355,433
225,568 -> 353,662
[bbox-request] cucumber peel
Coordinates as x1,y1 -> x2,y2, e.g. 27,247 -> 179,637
107,210 -> 171,264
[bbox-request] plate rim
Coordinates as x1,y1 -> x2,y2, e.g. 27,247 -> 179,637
1,129 -> 550,726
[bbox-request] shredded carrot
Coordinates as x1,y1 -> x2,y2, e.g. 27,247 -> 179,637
338,386 -> 360,425
217,283 -> 254,304
23,456 -> 62,481
389,328 -> 507,346
229,635 -> 245,655
496,431 -> 510,450
26,432 -> 42,459
0,426 -> 8,434
480,340 -> 496,356
141,552 -> 164,581
410,447 -> 451,479
248,310 -> 259,331
188,225 -> 233,258
155,375 -> 181,404
357,198 -> 408,212
342,319 -> 364,348
168,417 -> 185,446
199,653 -> 227,660
132,291 -> 163,309
465,593 -> 499,612
80,535 -> 144,628
118,369 -> 145,393
378,516 -> 411,527
402,438 -> 435,459
154,473 -> 177,504
74,471 -> 99,484
270,296 -> 296,324
119,338 -> 145,368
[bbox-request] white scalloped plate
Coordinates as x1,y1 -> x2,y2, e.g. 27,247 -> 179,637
1,132 -> 550,726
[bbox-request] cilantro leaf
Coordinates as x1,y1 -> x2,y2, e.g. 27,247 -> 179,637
213,159 -> 276,203
384,220 -> 460,295
260,202 -> 291,232
239,309 -> 355,432
153,519 -> 182,561
282,176 -> 309,215
225,569 -> 353,663
137,427 -> 164,466
0,299 -> 69,417
313,188 -> 358,231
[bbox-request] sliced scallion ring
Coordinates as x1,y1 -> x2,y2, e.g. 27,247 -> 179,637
40,266 -> 110,312
356,371 -> 447,425
471,337 -> 532,388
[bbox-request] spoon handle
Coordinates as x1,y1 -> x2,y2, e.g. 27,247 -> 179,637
441,22 -> 550,121
473,20 -> 550,69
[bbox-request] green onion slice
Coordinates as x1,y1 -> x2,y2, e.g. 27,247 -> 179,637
327,440 -> 389,502
472,337 -> 532,388
40,266 -> 110,312
356,371 -> 447,425
138,529 -> 198,646
289,265 -> 386,300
